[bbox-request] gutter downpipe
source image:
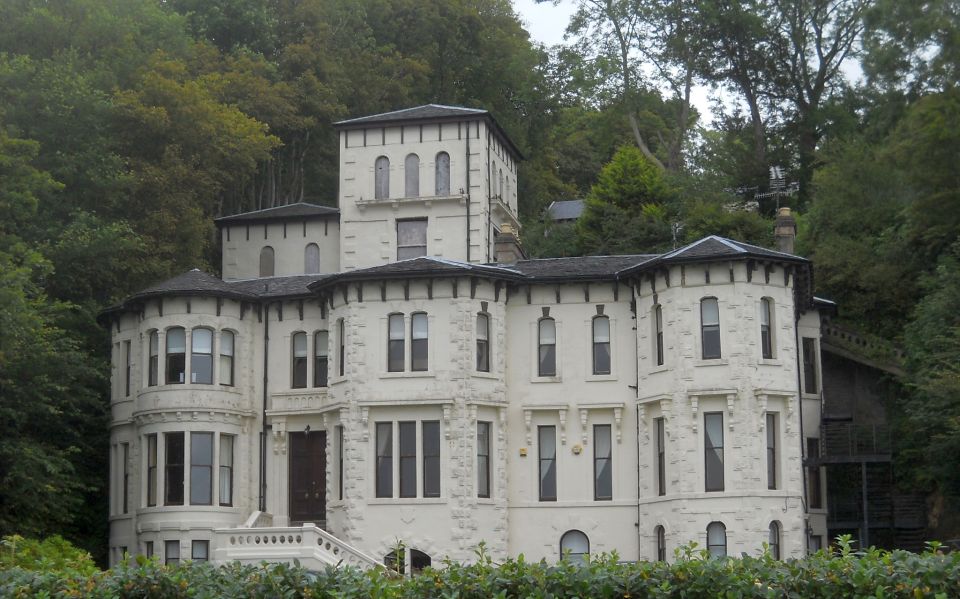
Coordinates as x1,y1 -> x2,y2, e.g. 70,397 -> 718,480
629,276 -> 642,560
259,301 -> 270,512
466,122 -> 472,263
486,125 -> 492,263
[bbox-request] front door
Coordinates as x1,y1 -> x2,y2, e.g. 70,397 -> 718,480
289,431 -> 326,526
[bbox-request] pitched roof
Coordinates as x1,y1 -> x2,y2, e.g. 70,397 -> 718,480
618,235 -> 807,276
334,104 -> 488,127
214,202 -> 339,226
546,200 -> 585,221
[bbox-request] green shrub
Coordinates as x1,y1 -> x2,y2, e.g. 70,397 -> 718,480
0,535 -> 97,576
1,539 -> 958,598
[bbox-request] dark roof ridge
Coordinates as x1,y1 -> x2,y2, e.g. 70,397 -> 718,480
214,202 -> 339,225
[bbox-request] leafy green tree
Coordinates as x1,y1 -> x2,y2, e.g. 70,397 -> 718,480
577,145 -> 676,254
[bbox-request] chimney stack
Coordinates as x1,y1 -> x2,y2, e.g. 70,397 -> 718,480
494,223 -> 527,264
775,207 -> 797,254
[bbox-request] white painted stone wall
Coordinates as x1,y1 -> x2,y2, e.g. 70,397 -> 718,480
337,120 -> 520,270
221,218 -> 340,281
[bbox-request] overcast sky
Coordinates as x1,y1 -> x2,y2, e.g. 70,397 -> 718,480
512,0 -> 719,119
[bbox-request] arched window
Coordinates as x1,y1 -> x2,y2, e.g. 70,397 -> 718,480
314,330 -> 328,387
411,312 -> 428,371
305,243 -> 320,274
220,331 -> 234,386
476,313 -> 490,372
538,318 -> 556,377
148,330 -> 159,386
292,332 -> 307,388
700,297 -> 721,359
375,156 -> 390,199
190,328 -> 213,384
388,314 -> 404,372
410,549 -> 431,574
655,525 -> 666,561
769,521 -> 781,559
166,327 -> 186,384
654,304 -> 664,366
404,153 -> 420,197
259,246 -> 275,277
707,522 -> 727,557
498,168 -> 504,199
592,316 -> 611,375
560,530 -> 589,563
435,152 -> 450,195
760,297 -> 773,359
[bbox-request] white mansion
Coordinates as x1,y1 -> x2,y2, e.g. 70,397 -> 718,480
102,105 -> 830,571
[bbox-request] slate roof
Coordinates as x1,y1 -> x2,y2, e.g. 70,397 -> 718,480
214,202 -> 339,226
333,104 -> 524,160
334,104 -> 488,127
309,257 -> 526,291
130,269 -> 251,302
508,255 -> 658,282
618,235 -> 807,276
546,200 -> 585,221
228,274 -> 334,299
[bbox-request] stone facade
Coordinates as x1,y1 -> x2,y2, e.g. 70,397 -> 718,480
104,105 -> 827,569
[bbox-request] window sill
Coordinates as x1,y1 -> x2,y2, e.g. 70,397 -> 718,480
472,371 -> 499,380
367,498 -> 446,505
585,373 -> 617,382
380,371 -> 435,379
530,375 -> 562,383
694,358 -> 729,367
758,358 -> 782,366
647,365 -> 669,375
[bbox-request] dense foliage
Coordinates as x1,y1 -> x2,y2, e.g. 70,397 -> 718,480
0,0 -> 958,562
2,540 -> 960,598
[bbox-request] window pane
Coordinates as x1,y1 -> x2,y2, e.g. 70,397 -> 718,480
219,435 -> 233,506
192,329 -> 212,353
376,423 -> 392,498
399,422 -> 416,498
190,432 -> 213,505
538,426 -> 556,501
411,313 -> 428,339
149,332 -> 159,386
191,540 -> 209,562
702,327 -> 721,359
704,413 -> 724,492
220,331 -> 234,386
315,331 -> 329,357
803,338 -> 818,393
593,342 -> 611,375
539,319 -> 556,344
477,314 -> 490,372
594,425 -> 612,500
423,421 -> 440,498
701,298 -> 719,325
593,317 -> 610,342
388,315 -> 404,371
761,298 -> 771,326
707,522 -> 726,557
147,435 -> 157,507
767,413 -> 777,489
397,246 -> 424,260
398,220 -> 427,245
220,331 -> 234,356
656,417 -> 666,496
560,530 -> 589,562
292,333 -> 307,388
167,328 -> 186,353
293,333 -> 308,357
477,314 -> 488,340
165,433 -> 184,505
412,314 -> 428,371
477,422 -> 490,498
539,345 -> 556,377
165,540 -> 179,565
769,522 -> 780,559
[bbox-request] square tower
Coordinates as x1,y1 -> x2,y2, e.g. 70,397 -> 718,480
334,105 -> 522,270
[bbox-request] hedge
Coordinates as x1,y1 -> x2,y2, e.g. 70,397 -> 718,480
2,538 -> 959,598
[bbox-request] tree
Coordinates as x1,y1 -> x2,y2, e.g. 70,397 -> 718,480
577,145 -> 676,254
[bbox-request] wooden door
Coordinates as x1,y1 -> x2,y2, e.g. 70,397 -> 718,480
288,431 -> 326,525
